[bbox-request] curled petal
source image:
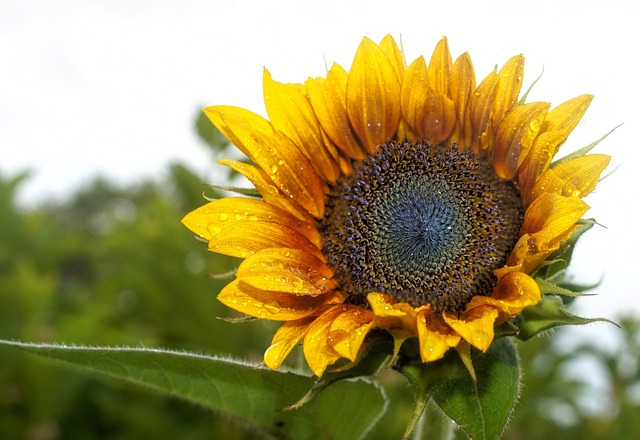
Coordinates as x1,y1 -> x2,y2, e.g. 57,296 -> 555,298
328,307 -> 374,361
443,306 -> 499,352
469,272 -> 541,321
466,70 -> 499,154
264,317 -> 315,370
417,309 -> 461,362
303,306 -> 346,376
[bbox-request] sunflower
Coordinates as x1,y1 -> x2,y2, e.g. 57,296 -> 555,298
183,35 -> 610,377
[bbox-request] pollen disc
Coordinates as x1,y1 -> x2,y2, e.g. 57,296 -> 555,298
319,140 -> 524,313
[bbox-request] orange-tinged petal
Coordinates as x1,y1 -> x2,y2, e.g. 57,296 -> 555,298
466,70 -> 499,154
417,309 -> 460,362
491,55 -> 525,132
423,91 -> 456,144
443,306 -> 499,352
306,63 -> 365,160
493,101 -> 550,179
181,197 -> 321,248
346,37 -> 401,152
469,271 -> 541,320
448,52 -> 476,144
209,221 -> 324,260
518,95 -> 593,195
217,158 -> 313,223
263,69 -> 340,182
428,37 -> 452,95
237,248 -> 336,295
368,292 -> 408,318
218,280 -> 337,321
401,56 -> 429,134
379,34 -> 405,80
264,316 -> 315,370
208,109 -> 327,218
529,154 -> 611,202
522,193 -> 590,249
303,306 -> 345,376
328,307 -> 374,361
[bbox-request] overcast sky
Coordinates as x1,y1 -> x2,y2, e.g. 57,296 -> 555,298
1,0 -> 638,346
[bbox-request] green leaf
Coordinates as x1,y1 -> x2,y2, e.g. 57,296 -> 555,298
431,339 -> 520,440
0,340 -> 386,440
397,338 -> 520,440
517,295 -> 616,341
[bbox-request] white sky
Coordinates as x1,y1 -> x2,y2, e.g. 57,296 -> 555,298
1,0 -> 638,345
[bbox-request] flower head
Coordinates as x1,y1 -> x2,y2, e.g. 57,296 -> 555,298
183,36 -> 610,376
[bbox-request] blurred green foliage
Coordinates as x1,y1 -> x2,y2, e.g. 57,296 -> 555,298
1,116 -> 638,439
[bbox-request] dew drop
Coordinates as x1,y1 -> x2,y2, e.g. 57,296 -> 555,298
529,119 -> 541,132
218,213 -> 228,221
264,301 -> 281,314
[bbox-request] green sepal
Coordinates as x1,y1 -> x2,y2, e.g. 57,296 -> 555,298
395,338 -> 520,440
516,295 -> 618,341
205,183 -> 261,197
551,124 -> 621,166
285,335 -> 393,410
535,278 -> 593,297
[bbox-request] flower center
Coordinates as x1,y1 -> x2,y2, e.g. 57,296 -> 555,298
319,140 -> 524,313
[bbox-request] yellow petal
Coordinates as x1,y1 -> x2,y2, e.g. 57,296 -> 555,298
528,154 -> 611,202
417,309 -> 460,363
203,105 -> 274,159
466,70 -> 499,154
263,69 -> 340,182
210,221 -> 324,260
181,197 -> 321,248
306,63 -> 365,160
443,306 -> 499,352
518,95 -> 593,195
469,271 -> 541,320
448,52 -> 476,144
401,56 -> 429,134
346,37 -> 401,152
428,37 -> 452,95
422,91 -> 456,144
368,292 -> 408,318
218,280 -> 336,321
208,108 -> 327,218
237,248 -> 336,295
303,306 -> 345,376
264,316 -> 315,370
379,34 -> 405,80
327,307 -> 374,361
218,158 -> 313,223
522,193 -> 590,251
491,55 -> 525,131
493,101 -> 550,179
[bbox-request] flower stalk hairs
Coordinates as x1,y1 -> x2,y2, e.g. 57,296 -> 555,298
183,35 -> 612,437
